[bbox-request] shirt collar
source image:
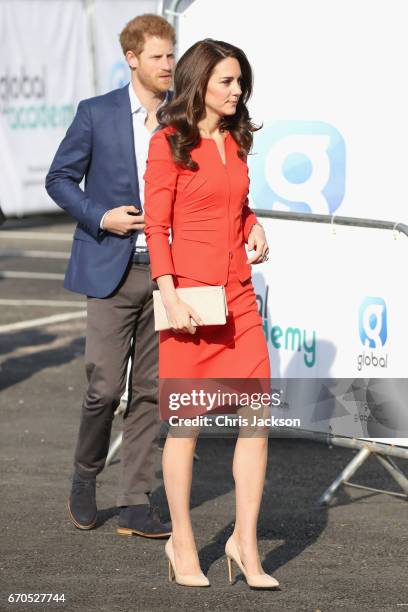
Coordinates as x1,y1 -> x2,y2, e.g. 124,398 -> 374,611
128,83 -> 170,114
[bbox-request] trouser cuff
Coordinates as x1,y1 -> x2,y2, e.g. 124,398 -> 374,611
116,492 -> 150,507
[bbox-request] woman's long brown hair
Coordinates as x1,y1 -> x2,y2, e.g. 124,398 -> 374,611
157,38 -> 260,170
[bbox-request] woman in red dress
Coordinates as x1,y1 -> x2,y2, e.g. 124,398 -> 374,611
144,39 -> 278,589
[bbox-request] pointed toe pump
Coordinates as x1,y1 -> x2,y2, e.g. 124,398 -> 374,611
165,536 -> 210,587
225,535 -> 279,589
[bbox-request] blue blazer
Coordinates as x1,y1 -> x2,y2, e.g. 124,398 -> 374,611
46,85 -> 145,298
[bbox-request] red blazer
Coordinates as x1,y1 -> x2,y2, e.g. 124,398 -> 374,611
144,126 -> 258,285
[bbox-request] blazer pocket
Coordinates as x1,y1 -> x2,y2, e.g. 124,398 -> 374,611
73,226 -> 99,242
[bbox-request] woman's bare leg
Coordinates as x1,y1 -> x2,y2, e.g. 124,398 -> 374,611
231,406 -> 269,574
162,426 -> 202,574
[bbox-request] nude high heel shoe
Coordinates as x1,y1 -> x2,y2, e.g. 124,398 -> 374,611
165,536 -> 210,587
225,535 -> 279,589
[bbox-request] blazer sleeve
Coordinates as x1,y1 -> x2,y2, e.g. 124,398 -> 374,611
242,197 -> 259,243
241,157 -> 259,242
45,100 -> 107,239
144,130 -> 178,280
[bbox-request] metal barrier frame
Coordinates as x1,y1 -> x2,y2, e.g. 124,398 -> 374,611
254,208 -> 408,504
253,208 -> 408,237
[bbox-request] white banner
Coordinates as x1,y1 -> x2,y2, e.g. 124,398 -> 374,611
253,218 -> 407,379
178,0 -> 408,224
0,113 -> 22,214
0,0 -> 92,215
92,0 -> 158,94
251,215 -> 408,442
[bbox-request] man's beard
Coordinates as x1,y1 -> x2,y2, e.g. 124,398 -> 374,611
138,70 -> 171,94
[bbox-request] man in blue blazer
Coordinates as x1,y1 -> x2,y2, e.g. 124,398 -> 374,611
46,14 -> 175,536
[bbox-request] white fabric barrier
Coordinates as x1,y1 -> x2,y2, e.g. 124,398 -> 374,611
0,0 -> 92,215
0,0 -> 161,216
252,215 -> 408,445
178,0 -> 408,224
0,114 -> 22,215
253,218 -> 406,378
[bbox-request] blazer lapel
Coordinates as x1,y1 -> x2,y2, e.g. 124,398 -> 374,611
114,85 -> 140,200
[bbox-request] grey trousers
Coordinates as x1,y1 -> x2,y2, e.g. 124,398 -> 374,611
74,263 -> 160,507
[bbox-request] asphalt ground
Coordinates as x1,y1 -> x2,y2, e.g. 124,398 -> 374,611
1,213 -> 408,612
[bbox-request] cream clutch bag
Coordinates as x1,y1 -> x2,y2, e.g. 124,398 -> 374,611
152,285 -> 228,331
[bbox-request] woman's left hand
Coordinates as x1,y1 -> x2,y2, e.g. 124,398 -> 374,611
246,223 -> 269,265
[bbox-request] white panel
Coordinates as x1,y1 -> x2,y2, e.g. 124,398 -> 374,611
179,0 -> 408,223
253,218 -> 407,378
0,0 -> 92,215
251,216 -> 408,441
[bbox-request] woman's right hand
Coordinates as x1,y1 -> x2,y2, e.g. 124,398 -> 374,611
164,296 -> 204,335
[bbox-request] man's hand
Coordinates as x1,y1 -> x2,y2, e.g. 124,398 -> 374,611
102,206 -> 145,236
246,223 -> 269,264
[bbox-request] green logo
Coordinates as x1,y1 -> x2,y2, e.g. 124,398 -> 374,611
257,286 -> 317,368
0,66 -> 74,129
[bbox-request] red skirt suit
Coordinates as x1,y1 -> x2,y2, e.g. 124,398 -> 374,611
144,127 -> 270,380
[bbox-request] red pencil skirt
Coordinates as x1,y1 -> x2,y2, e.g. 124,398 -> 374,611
158,256 -> 270,379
